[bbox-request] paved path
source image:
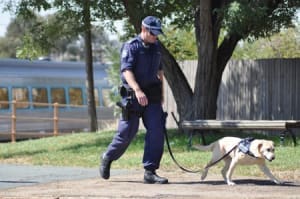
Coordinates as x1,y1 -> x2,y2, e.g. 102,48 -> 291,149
0,164 -> 126,189
0,164 -> 299,199
0,166 -> 300,199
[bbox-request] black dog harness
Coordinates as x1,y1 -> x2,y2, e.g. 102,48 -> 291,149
238,137 -> 258,158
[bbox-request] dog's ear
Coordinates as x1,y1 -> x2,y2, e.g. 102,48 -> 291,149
258,143 -> 263,152
250,140 -> 264,158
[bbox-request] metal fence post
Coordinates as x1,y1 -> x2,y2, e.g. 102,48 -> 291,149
11,100 -> 16,143
53,103 -> 59,136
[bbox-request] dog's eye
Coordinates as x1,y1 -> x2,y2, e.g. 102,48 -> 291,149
266,148 -> 274,152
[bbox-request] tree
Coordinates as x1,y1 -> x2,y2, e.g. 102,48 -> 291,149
191,1 -> 299,120
0,14 -> 41,58
0,13 -> 115,61
81,0 -> 98,132
115,0 -> 299,121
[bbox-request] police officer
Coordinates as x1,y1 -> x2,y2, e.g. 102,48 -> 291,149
100,16 -> 168,184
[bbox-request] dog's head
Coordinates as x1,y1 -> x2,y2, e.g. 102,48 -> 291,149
257,140 -> 276,162
250,139 -> 276,161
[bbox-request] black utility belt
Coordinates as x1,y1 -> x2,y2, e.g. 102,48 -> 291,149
119,85 -> 135,98
120,83 -> 162,96
120,85 -> 162,104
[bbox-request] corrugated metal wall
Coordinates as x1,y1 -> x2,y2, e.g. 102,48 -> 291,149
163,59 -> 300,127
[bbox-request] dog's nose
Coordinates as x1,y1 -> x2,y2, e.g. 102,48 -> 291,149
269,156 -> 275,162
265,154 -> 275,161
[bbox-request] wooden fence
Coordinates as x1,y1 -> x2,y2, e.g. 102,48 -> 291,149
0,101 -> 116,143
0,101 -> 60,143
163,59 -> 300,127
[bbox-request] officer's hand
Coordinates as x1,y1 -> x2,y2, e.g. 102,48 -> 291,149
135,89 -> 148,106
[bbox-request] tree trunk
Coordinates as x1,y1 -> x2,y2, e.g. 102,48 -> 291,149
161,45 -> 193,120
83,1 -> 98,132
121,0 -> 194,121
192,0 -> 240,120
193,0 -> 218,119
121,0 -> 241,122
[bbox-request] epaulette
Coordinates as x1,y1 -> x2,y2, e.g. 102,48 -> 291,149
127,37 -> 139,44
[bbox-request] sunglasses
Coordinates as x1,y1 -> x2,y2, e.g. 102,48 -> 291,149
150,31 -> 155,36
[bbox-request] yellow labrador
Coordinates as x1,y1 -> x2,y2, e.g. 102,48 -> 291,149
193,136 -> 282,185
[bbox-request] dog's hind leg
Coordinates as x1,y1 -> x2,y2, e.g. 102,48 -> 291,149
226,158 -> 238,185
201,167 -> 209,180
201,149 -> 223,181
221,157 -> 231,182
201,158 -> 216,180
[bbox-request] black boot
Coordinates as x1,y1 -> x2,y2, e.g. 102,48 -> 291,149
99,155 -> 112,180
144,170 -> 168,184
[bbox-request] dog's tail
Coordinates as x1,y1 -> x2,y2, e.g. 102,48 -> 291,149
192,142 -> 214,151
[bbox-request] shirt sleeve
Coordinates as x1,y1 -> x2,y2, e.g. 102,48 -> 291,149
157,42 -> 163,71
120,42 -> 135,72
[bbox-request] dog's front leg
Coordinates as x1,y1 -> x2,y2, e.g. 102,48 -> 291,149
259,165 -> 282,185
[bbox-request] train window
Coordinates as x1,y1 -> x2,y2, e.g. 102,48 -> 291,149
12,88 -> 29,109
32,88 -> 48,108
0,87 -> 9,109
101,88 -> 111,107
69,88 -> 83,106
51,88 -> 66,104
94,89 -> 99,106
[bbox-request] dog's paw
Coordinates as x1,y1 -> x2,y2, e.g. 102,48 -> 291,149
274,179 -> 283,185
201,171 -> 208,180
227,180 -> 236,186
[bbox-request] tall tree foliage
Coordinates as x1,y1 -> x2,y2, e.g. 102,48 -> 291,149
0,14 -> 41,58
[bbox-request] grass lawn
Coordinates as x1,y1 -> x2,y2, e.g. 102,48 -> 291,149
0,129 -> 299,178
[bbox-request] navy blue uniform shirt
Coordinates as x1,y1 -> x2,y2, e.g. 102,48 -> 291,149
120,35 -> 162,88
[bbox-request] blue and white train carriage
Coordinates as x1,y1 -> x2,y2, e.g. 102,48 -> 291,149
0,58 -> 116,138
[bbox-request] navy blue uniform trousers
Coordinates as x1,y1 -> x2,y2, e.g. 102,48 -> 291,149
104,100 -> 165,171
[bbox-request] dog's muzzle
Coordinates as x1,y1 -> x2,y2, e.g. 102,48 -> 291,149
265,155 -> 275,162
